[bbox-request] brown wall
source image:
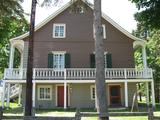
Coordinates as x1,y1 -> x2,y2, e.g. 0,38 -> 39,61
23,5 -> 135,68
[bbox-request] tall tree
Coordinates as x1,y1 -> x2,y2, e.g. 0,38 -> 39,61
93,0 -> 108,119
25,0 -> 37,116
130,0 -> 160,29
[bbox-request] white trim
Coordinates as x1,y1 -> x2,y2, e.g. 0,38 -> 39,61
146,82 -> 149,106
4,79 -> 153,84
90,85 -> 95,100
37,85 -> 52,100
51,51 -> 66,54
10,0 -> 145,44
6,83 -> 10,107
102,24 -> 106,39
151,81 -> 156,107
53,23 -> 66,38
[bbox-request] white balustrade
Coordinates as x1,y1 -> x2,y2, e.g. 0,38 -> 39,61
4,68 -> 153,80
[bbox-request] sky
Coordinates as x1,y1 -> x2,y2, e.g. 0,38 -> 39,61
22,0 -> 138,32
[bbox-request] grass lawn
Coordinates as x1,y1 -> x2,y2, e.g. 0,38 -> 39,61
1,102 -> 159,120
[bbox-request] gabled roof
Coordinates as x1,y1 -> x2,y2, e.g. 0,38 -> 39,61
11,0 -> 145,43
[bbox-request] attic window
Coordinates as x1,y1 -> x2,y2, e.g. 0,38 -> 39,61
53,24 -> 66,38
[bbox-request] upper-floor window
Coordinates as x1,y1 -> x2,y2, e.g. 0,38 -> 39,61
53,24 -> 66,38
90,52 -> 112,68
102,24 -> 106,39
48,51 -> 70,69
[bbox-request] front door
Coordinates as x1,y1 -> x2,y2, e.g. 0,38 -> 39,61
109,85 -> 121,106
57,86 -> 68,107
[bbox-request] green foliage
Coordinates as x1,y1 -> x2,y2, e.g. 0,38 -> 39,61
0,12 -> 28,73
130,0 -> 160,29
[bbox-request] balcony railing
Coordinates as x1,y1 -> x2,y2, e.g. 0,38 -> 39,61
4,68 -> 153,80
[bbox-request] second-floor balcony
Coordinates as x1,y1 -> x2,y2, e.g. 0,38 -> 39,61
4,68 -> 153,81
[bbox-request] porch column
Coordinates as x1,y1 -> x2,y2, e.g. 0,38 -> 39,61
145,82 -> 149,106
6,83 -> 11,108
124,81 -> 128,107
64,81 -> 67,109
20,53 -> 23,68
64,69 -> 67,109
151,80 -> 156,108
18,84 -> 22,105
32,82 -> 36,108
2,81 -> 6,108
9,45 -> 15,68
142,46 -> 147,69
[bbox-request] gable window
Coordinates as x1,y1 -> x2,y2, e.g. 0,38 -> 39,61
38,85 -> 52,100
91,85 -> 95,100
53,24 -> 66,38
48,51 -> 71,69
102,24 -> 106,39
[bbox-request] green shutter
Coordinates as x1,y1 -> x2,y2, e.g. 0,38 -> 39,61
48,53 -> 53,68
90,54 -> 95,68
106,53 -> 112,68
65,53 -> 71,68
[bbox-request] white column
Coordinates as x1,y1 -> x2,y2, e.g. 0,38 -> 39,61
151,81 -> 156,108
146,82 -> 149,106
2,81 -> 6,108
124,81 -> 128,107
142,46 -> 147,69
9,46 -> 15,68
18,84 -> 22,105
64,81 -> 67,109
64,69 -> 67,109
6,83 -> 10,107
20,53 -> 23,68
32,82 -> 36,108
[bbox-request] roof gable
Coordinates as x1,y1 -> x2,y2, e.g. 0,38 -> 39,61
11,0 -> 144,43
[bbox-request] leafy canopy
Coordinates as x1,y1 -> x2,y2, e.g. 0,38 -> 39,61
130,0 -> 160,29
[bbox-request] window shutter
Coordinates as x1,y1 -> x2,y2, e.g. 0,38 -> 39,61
106,53 -> 112,68
48,53 -> 53,68
90,54 -> 95,68
65,53 -> 71,68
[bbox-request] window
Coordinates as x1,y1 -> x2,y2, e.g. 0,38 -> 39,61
102,24 -> 106,39
53,53 -> 65,69
53,24 -> 66,38
38,85 -> 52,100
91,85 -> 95,100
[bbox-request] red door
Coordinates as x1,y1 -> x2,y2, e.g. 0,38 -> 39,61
58,86 -> 64,107
109,85 -> 121,106
57,86 -> 68,107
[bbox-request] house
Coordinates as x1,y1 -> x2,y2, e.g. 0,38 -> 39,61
2,0 -> 155,109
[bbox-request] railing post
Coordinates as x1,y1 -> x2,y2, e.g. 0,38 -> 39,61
124,69 -> 127,79
148,107 -> 153,120
2,81 -> 6,109
75,109 -> 81,120
0,107 -> 3,120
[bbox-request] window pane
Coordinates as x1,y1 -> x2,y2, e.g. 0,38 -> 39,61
53,25 -> 65,38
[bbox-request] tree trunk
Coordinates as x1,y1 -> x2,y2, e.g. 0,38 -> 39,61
25,0 -> 37,116
93,0 -> 109,120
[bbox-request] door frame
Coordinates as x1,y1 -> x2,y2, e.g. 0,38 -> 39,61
55,84 -> 70,107
108,84 -> 122,106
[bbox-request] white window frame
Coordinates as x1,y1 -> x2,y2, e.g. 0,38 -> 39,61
52,51 -> 66,69
102,24 -> 106,39
90,85 -> 95,100
38,85 -> 52,100
53,24 -> 66,38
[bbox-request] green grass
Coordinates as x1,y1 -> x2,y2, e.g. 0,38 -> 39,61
1,102 -> 160,120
